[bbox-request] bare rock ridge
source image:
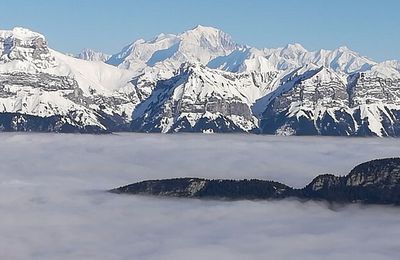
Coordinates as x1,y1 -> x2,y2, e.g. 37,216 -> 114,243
110,158 -> 400,205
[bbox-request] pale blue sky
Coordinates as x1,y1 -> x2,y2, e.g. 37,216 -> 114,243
1,0 -> 399,61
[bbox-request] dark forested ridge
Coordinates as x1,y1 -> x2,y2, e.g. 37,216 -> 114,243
111,158 -> 400,205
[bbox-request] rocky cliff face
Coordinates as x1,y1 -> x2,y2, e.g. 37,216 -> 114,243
131,63 -> 277,133
346,158 -> 400,188
0,28 -> 140,132
2,26 -> 400,135
303,158 -> 400,204
259,65 -> 400,136
0,27 -> 55,69
112,158 -> 400,205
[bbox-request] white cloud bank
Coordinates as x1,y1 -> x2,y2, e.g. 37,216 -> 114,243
0,133 -> 399,259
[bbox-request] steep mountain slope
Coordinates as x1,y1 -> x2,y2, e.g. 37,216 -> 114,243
0,27 -> 138,132
99,25 -> 400,136
1,26 -> 400,135
131,63 -> 279,133
259,64 -> 400,136
207,47 -> 277,73
107,25 -> 239,75
208,44 -> 376,74
107,33 -> 180,71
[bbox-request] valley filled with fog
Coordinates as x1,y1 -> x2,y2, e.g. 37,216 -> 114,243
0,133 -> 399,259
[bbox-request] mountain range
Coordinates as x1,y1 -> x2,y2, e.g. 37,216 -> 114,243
1,25 -> 400,136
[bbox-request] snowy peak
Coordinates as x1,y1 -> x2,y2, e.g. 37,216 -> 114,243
0,27 -> 45,42
150,33 -> 176,43
75,48 -> 110,62
184,25 -> 228,38
2,26 -> 400,136
0,27 -> 48,59
324,46 -> 375,73
84,26 -> 380,76
285,43 -> 307,51
191,24 -> 217,32
280,43 -> 308,58
0,28 -> 139,133
207,42 -> 375,75
175,25 -> 238,64
106,25 -> 239,72
104,25 -> 378,77
106,34 -> 180,70
262,45 -> 376,73
132,62 -> 282,133
180,25 -> 237,52
366,62 -> 400,79
0,27 -> 55,70
337,46 -> 351,52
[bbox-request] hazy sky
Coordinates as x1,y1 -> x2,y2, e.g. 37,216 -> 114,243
1,133 -> 400,259
1,0 -> 399,61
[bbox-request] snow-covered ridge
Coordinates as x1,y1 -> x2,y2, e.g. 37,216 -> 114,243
106,25 -> 239,73
1,26 -> 400,135
0,27 -> 55,70
0,27 -> 140,132
208,44 -> 376,74
0,27 -> 45,42
132,62 -> 279,133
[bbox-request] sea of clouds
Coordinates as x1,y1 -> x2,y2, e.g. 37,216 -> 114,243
0,133 -> 399,259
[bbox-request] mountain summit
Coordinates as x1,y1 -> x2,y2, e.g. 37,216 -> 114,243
1,26 -> 400,135
106,25 -> 238,72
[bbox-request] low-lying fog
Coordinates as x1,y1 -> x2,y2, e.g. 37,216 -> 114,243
0,133 -> 399,259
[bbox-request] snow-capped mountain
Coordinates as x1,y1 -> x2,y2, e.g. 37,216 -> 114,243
208,44 -> 376,74
107,25 -> 239,76
0,27 -> 139,132
259,64 -> 400,136
75,48 -> 110,62
131,63 -> 277,133
1,25 -> 400,136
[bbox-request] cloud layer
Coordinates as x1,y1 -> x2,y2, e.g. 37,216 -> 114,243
0,133 -> 399,259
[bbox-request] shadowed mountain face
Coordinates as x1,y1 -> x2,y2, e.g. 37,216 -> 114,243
111,178 -> 295,199
0,112 -> 111,133
302,158 -> 400,204
111,158 -> 400,205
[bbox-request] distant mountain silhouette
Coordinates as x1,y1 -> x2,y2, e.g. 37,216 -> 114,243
111,158 -> 400,205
